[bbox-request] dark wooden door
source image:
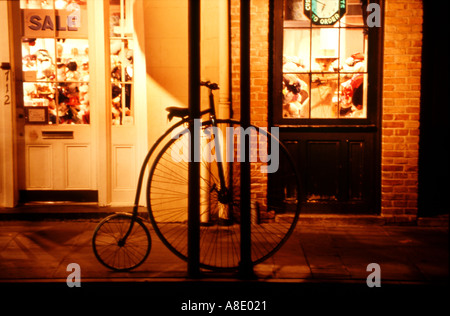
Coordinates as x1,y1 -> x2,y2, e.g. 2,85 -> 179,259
278,128 -> 379,214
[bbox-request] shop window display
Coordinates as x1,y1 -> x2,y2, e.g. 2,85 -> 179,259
282,0 -> 368,119
110,39 -> 134,125
110,0 -> 134,125
21,0 -> 89,125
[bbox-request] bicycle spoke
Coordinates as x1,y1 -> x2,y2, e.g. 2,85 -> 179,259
146,120 -> 300,270
92,213 -> 151,271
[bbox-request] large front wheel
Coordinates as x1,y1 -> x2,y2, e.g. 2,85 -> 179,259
147,120 -> 300,270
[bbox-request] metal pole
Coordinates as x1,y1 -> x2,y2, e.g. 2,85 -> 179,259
239,0 -> 254,278
188,0 -> 201,278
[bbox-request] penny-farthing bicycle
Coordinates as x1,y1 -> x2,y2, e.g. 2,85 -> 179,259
92,81 -> 300,271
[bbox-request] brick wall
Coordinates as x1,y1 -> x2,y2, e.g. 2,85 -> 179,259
230,0 -> 270,213
230,0 -> 269,128
381,0 -> 423,220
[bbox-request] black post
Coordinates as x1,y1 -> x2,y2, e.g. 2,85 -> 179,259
239,0 -> 254,278
188,0 -> 201,278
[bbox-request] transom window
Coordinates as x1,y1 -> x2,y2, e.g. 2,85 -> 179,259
280,0 -> 369,121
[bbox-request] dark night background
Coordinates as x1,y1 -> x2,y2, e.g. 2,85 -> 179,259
418,1 -> 449,217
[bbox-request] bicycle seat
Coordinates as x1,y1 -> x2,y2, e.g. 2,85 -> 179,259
166,107 -> 190,121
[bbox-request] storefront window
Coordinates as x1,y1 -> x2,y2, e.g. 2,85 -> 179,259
110,0 -> 134,125
21,0 -> 89,125
282,0 -> 368,119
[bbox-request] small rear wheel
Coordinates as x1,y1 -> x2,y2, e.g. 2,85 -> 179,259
92,213 -> 151,271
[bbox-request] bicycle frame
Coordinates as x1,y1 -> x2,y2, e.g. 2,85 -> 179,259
121,81 -> 225,242
93,82 -> 302,272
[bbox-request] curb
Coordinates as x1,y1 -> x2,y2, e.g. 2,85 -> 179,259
1,205 -> 448,227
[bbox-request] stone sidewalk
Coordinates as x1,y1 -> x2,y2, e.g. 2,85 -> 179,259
0,217 -> 447,282
0,213 -> 448,311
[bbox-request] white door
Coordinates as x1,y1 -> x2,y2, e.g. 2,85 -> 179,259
14,0 -> 147,205
15,1 -> 97,202
108,0 -> 148,206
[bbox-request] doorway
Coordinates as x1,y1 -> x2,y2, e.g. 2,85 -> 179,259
271,0 -> 383,214
12,0 -> 147,206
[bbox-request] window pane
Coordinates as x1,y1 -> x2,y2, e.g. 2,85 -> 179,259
111,39 -> 133,82
112,83 -> 132,125
339,73 -> 366,118
22,38 -> 56,81
311,28 -> 339,72
283,73 -> 310,118
285,0 -> 310,23
283,29 -> 310,72
110,0 -> 133,37
23,81 -> 55,107
23,82 -> 55,124
57,82 -> 89,124
110,0 -> 134,125
339,28 -> 366,72
340,0 -> 364,27
310,74 -> 338,118
56,39 -> 89,82
20,0 -> 54,9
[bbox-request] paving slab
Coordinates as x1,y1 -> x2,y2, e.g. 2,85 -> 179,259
0,216 -> 448,311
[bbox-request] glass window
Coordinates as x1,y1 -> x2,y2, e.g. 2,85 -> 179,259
109,0 -> 134,125
281,0 -> 368,120
21,0 -> 89,125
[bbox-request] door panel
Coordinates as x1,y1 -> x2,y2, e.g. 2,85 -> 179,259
306,141 -> 340,201
348,141 -> 364,201
23,125 -> 95,191
112,144 -> 136,190
279,130 -> 377,214
26,145 -> 53,189
65,145 -> 92,189
110,125 -> 138,204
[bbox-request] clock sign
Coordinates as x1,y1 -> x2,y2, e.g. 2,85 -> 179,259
304,0 -> 346,25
